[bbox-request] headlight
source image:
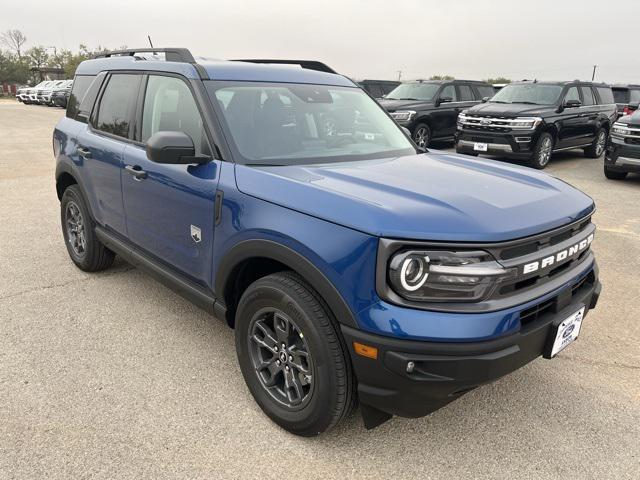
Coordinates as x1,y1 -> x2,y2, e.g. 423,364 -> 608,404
388,250 -> 517,302
390,110 -> 416,122
612,122 -> 629,136
511,117 -> 542,129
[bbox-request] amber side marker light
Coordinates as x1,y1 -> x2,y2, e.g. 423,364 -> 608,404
353,342 -> 378,359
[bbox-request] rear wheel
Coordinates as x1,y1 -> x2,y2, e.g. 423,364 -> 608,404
235,272 -> 355,436
604,165 -> 628,180
584,128 -> 607,158
529,132 -> 554,169
60,185 -> 115,272
412,123 -> 431,149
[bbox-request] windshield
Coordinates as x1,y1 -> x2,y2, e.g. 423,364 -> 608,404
385,82 -> 440,101
490,83 -> 563,105
206,82 -> 415,166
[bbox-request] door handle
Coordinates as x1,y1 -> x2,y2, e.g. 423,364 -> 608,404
124,165 -> 147,180
77,146 -> 91,158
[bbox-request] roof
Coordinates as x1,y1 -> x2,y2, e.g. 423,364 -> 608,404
510,80 -> 611,87
75,55 -> 357,87
401,79 -> 491,85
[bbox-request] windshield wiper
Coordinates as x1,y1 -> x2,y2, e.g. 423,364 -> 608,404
398,97 -> 420,101
514,101 -> 540,105
491,100 -> 509,104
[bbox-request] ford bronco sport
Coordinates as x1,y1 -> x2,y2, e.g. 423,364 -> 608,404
54,48 -> 601,436
456,80 -> 617,169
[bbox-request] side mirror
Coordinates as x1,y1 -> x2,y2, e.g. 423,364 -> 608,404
563,99 -> 582,109
146,131 -> 209,164
436,96 -> 453,107
481,96 -> 490,103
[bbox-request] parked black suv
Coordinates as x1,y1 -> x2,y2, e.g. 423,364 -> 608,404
379,79 -> 495,148
604,109 -> 640,179
456,81 -> 617,169
612,84 -> 640,116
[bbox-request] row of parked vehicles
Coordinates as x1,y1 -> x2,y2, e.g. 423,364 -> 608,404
16,79 -> 72,107
378,77 -> 639,179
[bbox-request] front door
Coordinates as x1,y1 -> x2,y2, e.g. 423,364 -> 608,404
431,84 -> 459,139
556,86 -> 586,148
121,74 -> 220,287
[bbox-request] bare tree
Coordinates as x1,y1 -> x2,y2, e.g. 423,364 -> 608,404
1,29 -> 27,58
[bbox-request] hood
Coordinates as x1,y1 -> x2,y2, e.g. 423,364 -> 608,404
235,151 -> 594,242
379,98 -> 433,111
465,102 -> 556,117
618,111 -> 640,126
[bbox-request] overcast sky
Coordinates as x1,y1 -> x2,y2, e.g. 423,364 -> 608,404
3,0 -> 639,83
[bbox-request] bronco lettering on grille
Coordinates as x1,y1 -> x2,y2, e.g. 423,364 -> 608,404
522,233 -> 594,275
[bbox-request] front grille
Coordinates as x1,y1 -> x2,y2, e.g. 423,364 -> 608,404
498,217 -> 591,261
625,137 -> 640,145
485,216 -> 594,299
463,124 -> 511,133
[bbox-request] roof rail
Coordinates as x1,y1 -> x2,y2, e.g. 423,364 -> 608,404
94,48 -> 196,63
92,48 -> 209,79
231,59 -> 337,74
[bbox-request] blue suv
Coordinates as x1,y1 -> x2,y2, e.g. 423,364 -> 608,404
53,48 -> 601,436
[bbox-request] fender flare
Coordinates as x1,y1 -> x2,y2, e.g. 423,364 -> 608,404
215,239 -> 358,328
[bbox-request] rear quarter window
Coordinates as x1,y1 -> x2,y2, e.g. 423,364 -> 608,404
596,87 -> 614,105
476,85 -> 496,99
612,88 -> 629,104
66,75 -> 95,119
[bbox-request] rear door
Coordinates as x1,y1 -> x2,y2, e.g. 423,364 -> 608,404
74,73 -> 141,234
121,73 -> 220,286
578,85 -> 598,142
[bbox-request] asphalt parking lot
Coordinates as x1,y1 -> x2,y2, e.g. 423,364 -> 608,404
1,100 -> 638,479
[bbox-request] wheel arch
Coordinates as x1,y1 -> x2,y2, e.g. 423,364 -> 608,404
215,239 -> 358,329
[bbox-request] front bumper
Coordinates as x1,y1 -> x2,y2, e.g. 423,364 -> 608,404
343,266 -> 600,419
456,127 -> 539,159
605,136 -> 640,173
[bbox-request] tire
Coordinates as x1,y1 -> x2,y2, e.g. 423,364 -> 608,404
60,185 -> 115,272
528,132 -> 554,169
412,123 -> 431,149
584,128 -> 607,158
604,165 -> 628,180
235,271 -> 356,436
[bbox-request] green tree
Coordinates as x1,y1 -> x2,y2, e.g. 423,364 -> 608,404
0,50 -> 30,83
484,77 -> 511,84
48,48 -> 73,71
64,44 -> 112,77
26,46 -> 50,69
429,74 -> 455,81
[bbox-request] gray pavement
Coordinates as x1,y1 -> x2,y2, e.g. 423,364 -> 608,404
1,100 -> 638,479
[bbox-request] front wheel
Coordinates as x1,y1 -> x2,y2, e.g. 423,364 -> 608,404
604,165 -> 628,180
529,132 -> 554,169
412,123 -> 431,149
235,272 -> 356,436
584,128 -> 607,158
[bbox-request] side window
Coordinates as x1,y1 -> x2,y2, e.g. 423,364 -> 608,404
66,75 -> 95,120
580,86 -> 595,106
94,74 -> 140,138
440,85 -> 457,102
458,85 -> 475,101
142,75 -> 210,156
596,87 -> 614,105
564,86 -> 580,105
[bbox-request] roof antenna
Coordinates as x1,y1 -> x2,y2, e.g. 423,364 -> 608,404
147,35 -> 154,48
